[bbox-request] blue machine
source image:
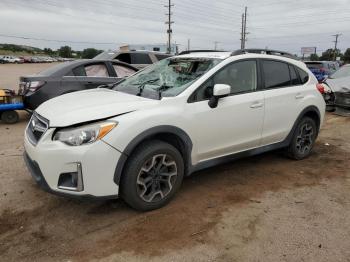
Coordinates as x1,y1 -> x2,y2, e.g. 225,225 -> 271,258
0,90 -> 25,124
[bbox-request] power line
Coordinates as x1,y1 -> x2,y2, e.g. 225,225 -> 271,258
0,34 -> 120,45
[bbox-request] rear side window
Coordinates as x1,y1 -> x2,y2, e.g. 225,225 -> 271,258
262,60 -> 290,89
131,53 -> 152,64
296,68 -> 309,84
289,65 -> 301,85
72,66 -> 86,76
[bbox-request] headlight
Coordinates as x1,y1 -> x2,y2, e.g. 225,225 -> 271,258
53,121 -> 117,146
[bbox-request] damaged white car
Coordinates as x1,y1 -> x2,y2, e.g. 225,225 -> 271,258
323,64 -> 350,115
24,49 -> 325,211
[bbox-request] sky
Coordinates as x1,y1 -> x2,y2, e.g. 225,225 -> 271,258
0,0 -> 349,55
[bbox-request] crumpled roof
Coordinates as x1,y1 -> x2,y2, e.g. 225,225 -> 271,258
326,77 -> 350,93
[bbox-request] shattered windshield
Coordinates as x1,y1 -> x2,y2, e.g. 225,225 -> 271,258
113,57 -> 222,99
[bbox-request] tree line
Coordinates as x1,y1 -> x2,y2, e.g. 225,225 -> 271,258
0,43 -> 103,59
309,48 -> 350,63
46,46 -> 103,59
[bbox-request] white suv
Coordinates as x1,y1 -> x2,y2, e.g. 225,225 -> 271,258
24,49 -> 325,211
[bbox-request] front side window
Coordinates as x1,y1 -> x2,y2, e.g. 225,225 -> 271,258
114,58 -> 222,99
262,60 -> 290,89
191,60 -> 257,102
113,64 -> 136,77
84,63 -> 109,77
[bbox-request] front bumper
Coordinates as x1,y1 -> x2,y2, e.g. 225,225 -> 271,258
24,127 -> 121,199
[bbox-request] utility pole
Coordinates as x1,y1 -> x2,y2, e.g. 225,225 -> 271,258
214,41 -> 219,50
240,7 -> 248,49
187,39 -> 191,51
165,0 -> 174,54
240,13 -> 244,49
332,33 -> 342,61
243,6 -> 248,48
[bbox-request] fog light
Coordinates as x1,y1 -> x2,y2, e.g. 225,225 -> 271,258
58,163 -> 84,191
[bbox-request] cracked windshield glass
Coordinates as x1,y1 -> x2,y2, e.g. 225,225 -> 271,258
114,58 -> 222,99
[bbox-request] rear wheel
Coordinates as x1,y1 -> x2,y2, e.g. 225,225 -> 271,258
1,110 -> 19,124
121,140 -> 184,211
286,117 -> 317,160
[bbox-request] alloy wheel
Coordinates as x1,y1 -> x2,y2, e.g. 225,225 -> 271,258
296,122 -> 314,155
136,154 -> 178,203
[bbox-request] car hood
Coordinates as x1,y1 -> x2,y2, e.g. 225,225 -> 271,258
36,89 -> 159,127
326,77 -> 350,93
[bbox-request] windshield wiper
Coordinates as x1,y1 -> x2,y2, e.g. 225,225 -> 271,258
156,84 -> 173,99
136,78 -> 159,96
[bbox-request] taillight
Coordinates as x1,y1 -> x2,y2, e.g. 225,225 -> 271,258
28,81 -> 46,92
316,83 -> 325,94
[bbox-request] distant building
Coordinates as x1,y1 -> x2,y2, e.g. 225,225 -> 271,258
119,43 -> 177,54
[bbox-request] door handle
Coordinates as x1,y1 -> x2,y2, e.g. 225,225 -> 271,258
295,93 -> 304,99
250,102 -> 264,109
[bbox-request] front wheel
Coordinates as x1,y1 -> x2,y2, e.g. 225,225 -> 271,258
120,140 -> 184,211
286,116 -> 317,160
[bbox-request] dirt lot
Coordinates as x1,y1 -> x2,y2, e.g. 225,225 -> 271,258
0,62 -> 61,90
0,64 -> 350,262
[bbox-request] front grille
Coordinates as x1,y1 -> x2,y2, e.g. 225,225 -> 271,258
26,113 -> 49,146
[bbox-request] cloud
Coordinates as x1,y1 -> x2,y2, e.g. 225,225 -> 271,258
0,0 -> 349,54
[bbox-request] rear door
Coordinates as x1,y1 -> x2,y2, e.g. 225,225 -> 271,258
260,59 -> 306,145
73,62 -> 118,89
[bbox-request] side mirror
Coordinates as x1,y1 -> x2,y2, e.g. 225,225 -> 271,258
208,84 -> 231,108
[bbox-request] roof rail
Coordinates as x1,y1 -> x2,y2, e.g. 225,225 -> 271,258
232,49 -> 297,59
179,50 -> 227,55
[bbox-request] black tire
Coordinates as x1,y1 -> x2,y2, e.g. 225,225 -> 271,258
286,116 -> 317,160
120,140 -> 184,211
1,110 -> 19,124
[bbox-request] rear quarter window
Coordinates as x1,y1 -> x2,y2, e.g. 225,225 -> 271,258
296,67 -> 309,84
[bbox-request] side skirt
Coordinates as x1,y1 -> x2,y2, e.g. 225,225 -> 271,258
189,139 -> 289,174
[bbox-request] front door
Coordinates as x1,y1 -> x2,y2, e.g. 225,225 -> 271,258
76,62 -> 118,89
187,60 -> 265,163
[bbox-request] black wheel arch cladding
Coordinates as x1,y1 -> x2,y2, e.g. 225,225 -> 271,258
114,125 -> 193,185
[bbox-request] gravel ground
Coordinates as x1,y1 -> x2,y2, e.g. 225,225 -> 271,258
0,62 -> 61,90
0,64 -> 350,262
